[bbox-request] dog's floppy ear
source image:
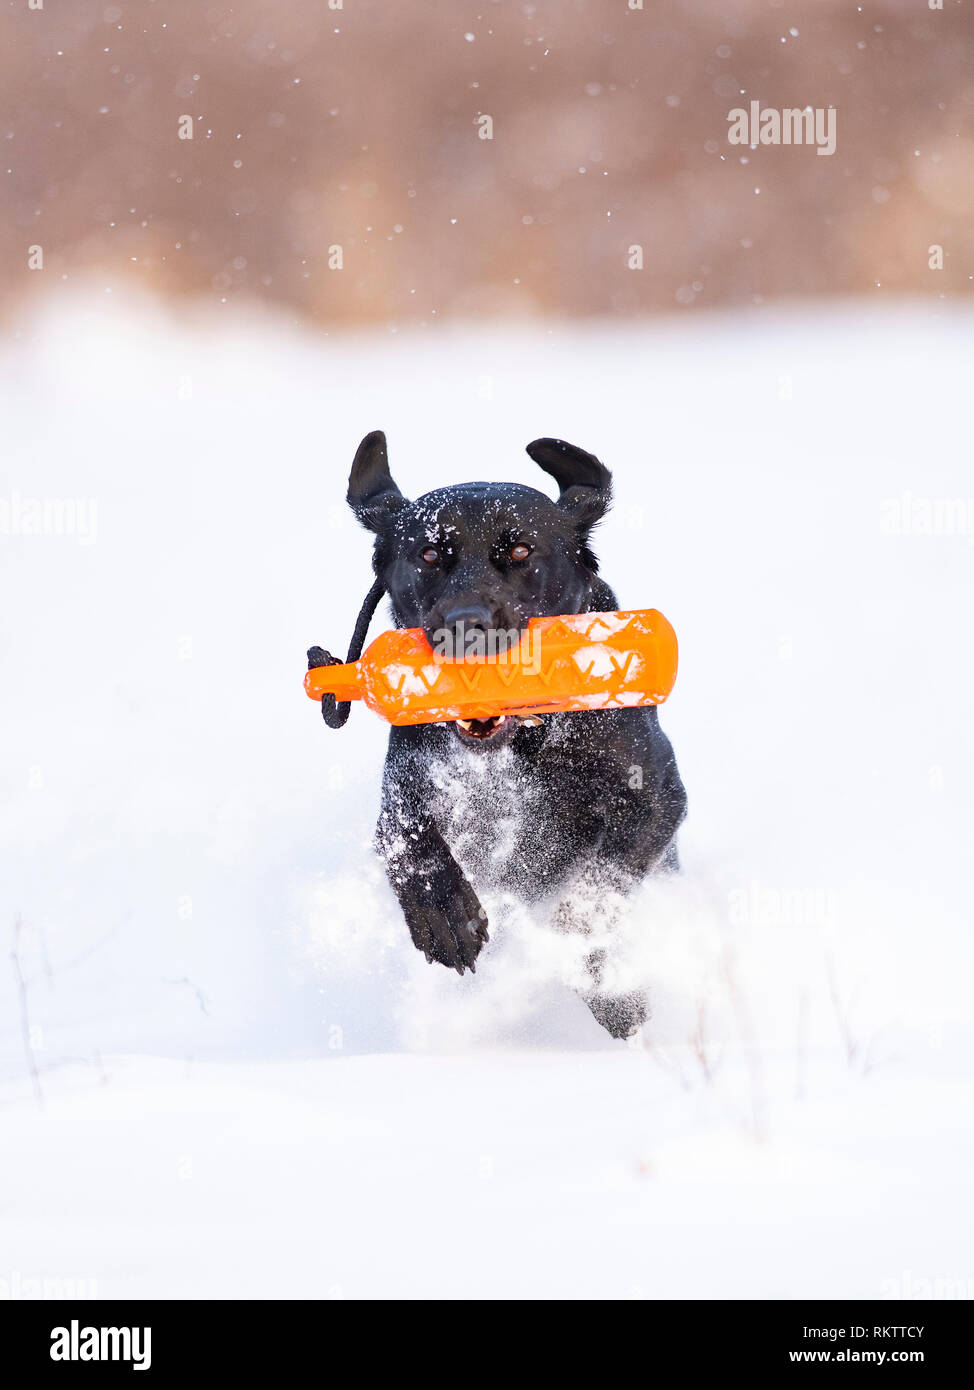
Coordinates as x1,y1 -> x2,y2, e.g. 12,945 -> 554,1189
347,430 -> 408,533
525,437 -> 611,526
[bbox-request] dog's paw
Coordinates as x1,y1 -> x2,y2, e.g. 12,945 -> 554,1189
579,946 -> 647,1038
397,867 -> 489,976
584,989 -> 648,1040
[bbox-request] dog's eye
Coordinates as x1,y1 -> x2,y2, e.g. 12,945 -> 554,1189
421,546 -> 440,565
510,543 -> 532,562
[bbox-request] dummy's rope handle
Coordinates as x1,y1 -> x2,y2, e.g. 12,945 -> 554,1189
307,578 -> 385,729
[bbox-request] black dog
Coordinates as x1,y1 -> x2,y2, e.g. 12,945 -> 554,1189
317,430 -> 687,1038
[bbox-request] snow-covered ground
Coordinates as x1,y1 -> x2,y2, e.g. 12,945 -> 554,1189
1,293 -> 972,1299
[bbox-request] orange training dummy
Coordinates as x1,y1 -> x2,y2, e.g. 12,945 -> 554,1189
305,608 -> 678,728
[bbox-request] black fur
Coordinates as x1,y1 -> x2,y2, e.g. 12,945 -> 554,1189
343,431 -> 687,1038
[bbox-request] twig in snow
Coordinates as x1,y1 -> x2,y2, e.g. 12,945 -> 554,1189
795,985 -> 809,1100
10,917 -> 44,1108
721,948 -> 767,1144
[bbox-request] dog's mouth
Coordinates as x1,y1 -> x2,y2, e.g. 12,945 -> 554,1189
452,715 -> 508,741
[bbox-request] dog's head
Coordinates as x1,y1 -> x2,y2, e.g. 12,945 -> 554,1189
346,430 -> 612,743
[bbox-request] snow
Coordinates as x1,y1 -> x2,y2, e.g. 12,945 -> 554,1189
3,1052 -> 971,1300
1,292 -> 972,1298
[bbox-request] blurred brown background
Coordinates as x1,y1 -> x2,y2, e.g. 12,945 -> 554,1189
4,0 -> 973,325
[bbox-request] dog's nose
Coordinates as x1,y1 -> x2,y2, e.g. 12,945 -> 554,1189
440,604 -> 495,633
430,603 -> 517,659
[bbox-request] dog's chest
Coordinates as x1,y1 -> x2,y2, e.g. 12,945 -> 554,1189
426,744 -> 550,891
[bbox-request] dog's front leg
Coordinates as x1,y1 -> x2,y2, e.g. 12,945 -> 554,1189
376,798 -> 488,977
553,740 -> 687,931
552,737 -> 688,1037
550,861 -> 650,1040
